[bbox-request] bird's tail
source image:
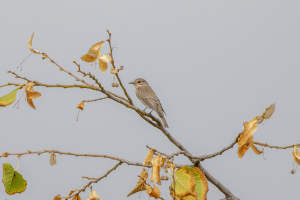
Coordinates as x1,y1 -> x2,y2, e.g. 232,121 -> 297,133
159,116 -> 169,128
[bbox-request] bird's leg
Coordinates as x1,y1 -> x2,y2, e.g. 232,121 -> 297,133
143,107 -> 147,112
149,110 -> 153,115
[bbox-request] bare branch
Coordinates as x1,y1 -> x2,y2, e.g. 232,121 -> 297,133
253,141 -> 300,149
107,30 -> 133,105
83,97 -> 108,103
64,162 -> 122,199
196,133 -> 241,161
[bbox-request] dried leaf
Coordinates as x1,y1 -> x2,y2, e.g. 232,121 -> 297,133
25,82 -> 41,110
87,190 -> 100,200
50,154 -> 57,165
161,157 -> 167,164
256,115 -> 264,124
251,144 -> 263,155
150,155 -> 162,185
237,136 -> 253,159
77,101 -> 84,111
127,168 -> 148,197
81,42 -> 104,63
28,32 -> 42,54
99,54 -> 111,73
263,103 -> 276,119
110,67 -> 119,74
146,185 -> 161,199
26,91 -> 41,99
238,117 -> 258,147
72,194 -> 81,200
53,194 -> 61,200
2,163 -> 27,195
293,147 -> 300,165
143,149 -> 154,165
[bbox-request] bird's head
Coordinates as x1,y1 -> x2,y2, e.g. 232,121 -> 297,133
129,78 -> 148,87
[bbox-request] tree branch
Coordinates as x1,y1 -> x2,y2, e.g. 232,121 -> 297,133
64,161 -> 123,199
107,30 -> 133,105
253,141 -> 300,149
196,133 -> 241,161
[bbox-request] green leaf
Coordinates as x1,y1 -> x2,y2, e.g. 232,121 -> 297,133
2,163 -> 27,195
182,167 -> 209,200
0,87 -> 20,107
171,167 -> 196,198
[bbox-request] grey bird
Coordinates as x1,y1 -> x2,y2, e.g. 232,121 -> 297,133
129,78 -> 168,128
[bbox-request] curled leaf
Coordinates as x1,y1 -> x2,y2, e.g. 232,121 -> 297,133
87,190 -> 100,200
72,194 -> 81,200
110,67 -> 119,74
143,149 -> 154,165
238,117 -> 258,147
146,185 -> 161,199
237,136 -> 253,160
99,54 -> 111,73
53,194 -> 61,200
150,155 -> 162,185
81,42 -> 104,63
77,101 -> 84,111
263,103 -> 276,119
251,144 -> 263,155
28,32 -> 42,54
293,147 -> 300,165
127,168 -> 148,197
25,82 -> 41,110
50,154 -> 57,166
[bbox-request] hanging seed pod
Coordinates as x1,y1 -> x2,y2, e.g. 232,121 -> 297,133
115,83 -> 119,87
165,176 -> 169,181
160,176 -> 165,180
291,169 -> 295,174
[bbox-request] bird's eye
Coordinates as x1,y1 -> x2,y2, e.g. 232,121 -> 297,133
138,81 -> 140,83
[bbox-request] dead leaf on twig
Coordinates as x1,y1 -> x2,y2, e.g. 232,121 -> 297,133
25,82 -> 41,110
127,168 -> 148,197
81,42 -> 104,63
99,54 -> 111,73
150,155 -> 162,185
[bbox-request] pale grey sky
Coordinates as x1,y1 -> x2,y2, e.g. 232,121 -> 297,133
0,1 -> 300,199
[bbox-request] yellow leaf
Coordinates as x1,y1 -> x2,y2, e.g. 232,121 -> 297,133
25,82 -> 41,110
293,146 -> 300,165
143,149 -> 154,165
81,42 -> 104,63
0,86 -> 20,107
238,117 -> 258,147
28,32 -> 42,54
127,168 -> 148,197
146,185 -> 161,199
99,54 -> 111,73
172,168 -> 196,198
251,144 -> 263,155
263,103 -> 276,119
150,155 -> 162,185
76,101 -> 84,111
50,154 -> 57,165
237,136 -> 253,159
87,190 -> 100,200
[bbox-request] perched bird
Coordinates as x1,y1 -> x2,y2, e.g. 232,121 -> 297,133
129,78 -> 168,128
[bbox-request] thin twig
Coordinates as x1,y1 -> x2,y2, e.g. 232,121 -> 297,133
196,133 -> 242,161
253,142 -> 300,149
64,162 -> 122,199
106,30 -> 133,105
83,97 -> 108,103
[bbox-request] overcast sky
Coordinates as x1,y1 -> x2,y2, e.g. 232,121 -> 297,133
0,1 -> 300,199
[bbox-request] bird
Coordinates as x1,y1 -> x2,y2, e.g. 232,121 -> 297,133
129,78 -> 168,128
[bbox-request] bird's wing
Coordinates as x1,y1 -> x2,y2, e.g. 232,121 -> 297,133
137,86 -> 166,117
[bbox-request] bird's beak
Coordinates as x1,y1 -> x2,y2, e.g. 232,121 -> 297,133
128,81 -> 134,84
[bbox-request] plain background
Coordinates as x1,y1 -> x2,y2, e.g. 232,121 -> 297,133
0,1 -> 299,199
